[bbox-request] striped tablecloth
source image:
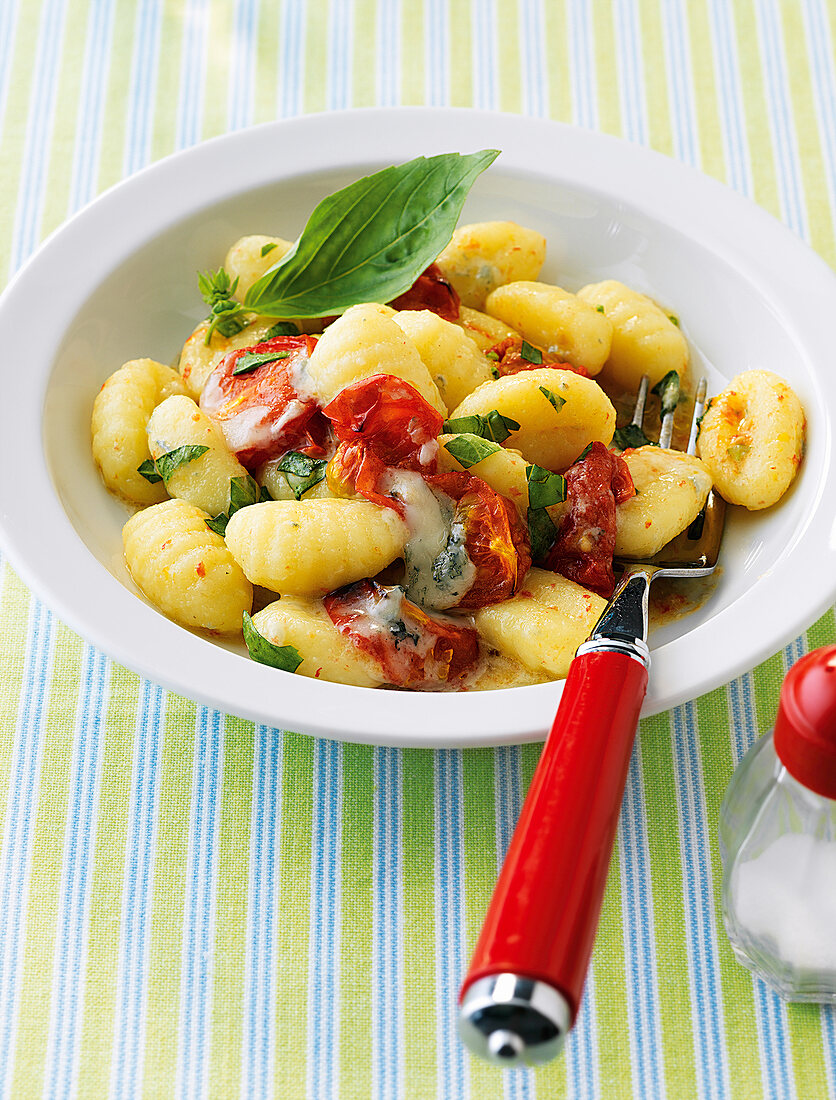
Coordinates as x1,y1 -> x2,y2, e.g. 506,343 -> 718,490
2,2 -> 836,1098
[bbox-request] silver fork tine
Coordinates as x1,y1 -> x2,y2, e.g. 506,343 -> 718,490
631,375 -> 649,427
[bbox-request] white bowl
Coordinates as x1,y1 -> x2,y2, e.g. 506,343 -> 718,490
1,108 -> 835,747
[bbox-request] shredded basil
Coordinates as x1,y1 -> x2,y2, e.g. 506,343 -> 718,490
612,423 -> 655,450
526,464 -> 567,510
242,612 -> 303,673
139,444 -> 209,484
260,242 -> 278,257
527,506 -> 558,562
232,349 -> 292,376
229,474 -> 259,514
137,458 -> 162,484
276,451 -> 327,500
521,340 -> 543,364
490,365 -> 500,380
443,433 -> 502,468
652,370 -> 681,419
668,314 -> 680,327
596,304 -> 605,313
244,150 -> 500,318
259,484 -> 274,503
539,385 -> 566,413
205,514 -> 229,536
264,320 -> 300,339
442,409 -> 520,444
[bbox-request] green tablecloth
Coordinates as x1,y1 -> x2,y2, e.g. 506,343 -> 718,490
1,2 -> 835,1097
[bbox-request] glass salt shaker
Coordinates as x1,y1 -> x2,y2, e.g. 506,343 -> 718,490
719,645 -> 836,1002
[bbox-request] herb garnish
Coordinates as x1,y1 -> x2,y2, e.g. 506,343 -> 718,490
652,370 -> 681,419
442,409 -> 520,444
242,612 -> 303,673
264,320 -> 300,339
596,304 -> 605,313
205,474 -> 260,536
612,423 -> 654,450
232,350 -> 292,376
520,340 -> 543,364
138,444 -> 209,484
198,269 -> 250,344
539,385 -> 566,413
260,242 -> 278,257
527,506 -> 558,562
443,433 -> 502,468
243,150 -> 500,318
275,451 -> 328,500
526,464 -> 567,510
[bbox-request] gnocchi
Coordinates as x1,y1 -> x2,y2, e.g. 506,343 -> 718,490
91,164 -> 805,693
696,369 -> 804,509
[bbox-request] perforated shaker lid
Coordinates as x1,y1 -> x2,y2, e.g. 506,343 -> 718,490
773,645 -> 836,799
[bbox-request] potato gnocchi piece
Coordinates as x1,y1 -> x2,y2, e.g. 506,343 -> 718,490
92,358 -> 189,505
696,369 -> 804,509
178,314 -> 279,399
225,498 -> 409,596
474,568 -> 606,678
391,309 -> 494,411
485,281 -> 613,375
466,651 -> 551,690
224,234 -> 294,299
615,447 -> 712,558
147,395 -> 250,517
436,221 -> 547,310
450,368 -> 616,473
122,498 -> 252,634
576,279 -> 688,391
306,303 -> 446,413
252,596 -> 386,687
456,305 -> 520,352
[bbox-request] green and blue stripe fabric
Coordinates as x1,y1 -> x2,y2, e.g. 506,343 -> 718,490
1,2 -> 836,1097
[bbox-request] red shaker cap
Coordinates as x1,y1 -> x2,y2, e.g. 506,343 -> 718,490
773,645 -> 836,799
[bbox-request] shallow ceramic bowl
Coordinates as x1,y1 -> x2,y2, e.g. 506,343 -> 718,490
1,108 -> 835,746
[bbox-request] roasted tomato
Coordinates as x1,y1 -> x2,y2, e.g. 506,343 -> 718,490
200,334 -> 322,468
545,441 -> 635,598
487,335 -> 590,378
425,472 -> 531,609
323,374 -> 443,513
323,580 -> 480,688
389,263 -> 460,321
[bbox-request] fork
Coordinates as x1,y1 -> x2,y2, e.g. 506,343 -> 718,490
458,375 -> 726,1066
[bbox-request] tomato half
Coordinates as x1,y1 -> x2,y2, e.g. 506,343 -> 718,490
389,263 -> 460,322
487,335 -> 590,378
200,334 -> 321,468
426,472 -> 532,609
545,441 -> 635,598
323,580 -> 480,689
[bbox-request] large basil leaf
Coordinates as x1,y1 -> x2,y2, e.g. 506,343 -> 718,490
244,150 -> 500,318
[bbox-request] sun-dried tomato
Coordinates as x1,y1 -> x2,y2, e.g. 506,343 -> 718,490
545,441 -> 635,598
426,472 -> 531,609
323,580 -> 479,688
389,263 -> 460,321
200,334 -> 321,469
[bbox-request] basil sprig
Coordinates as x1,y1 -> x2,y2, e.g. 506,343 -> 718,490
276,451 -> 327,500
138,445 -> 209,484
442,409 -> 520,444
242,612 -> 303,673
443,433 -> 501,469
243,150 -> 500,318
232,350 -> 292,376
198,269 -> 249,343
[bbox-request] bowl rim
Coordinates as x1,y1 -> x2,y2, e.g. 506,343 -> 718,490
2,107 -> 835,747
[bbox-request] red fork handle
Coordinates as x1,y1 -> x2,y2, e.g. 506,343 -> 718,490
460,647 -> 648,1022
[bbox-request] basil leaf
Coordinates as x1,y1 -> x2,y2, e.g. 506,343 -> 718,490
596,304 -> 605,313
612,423 -> 655,450
652,370 -> 681,419
205,514 -> 229,536
442,410 -> 520,444
259,484 -> 274,503
153,445 -> 209,483
244,150 -> 500,318
264,320 -> 300,339
276,451 -> 327,499
539,386 -> 566,413
232,349 -> 292,376
443,433 -> 502,468
526,464 -> 567,510
261,242 -> 278,257
229,474 -> 259,515
527,506 -> 557,562
521,340 -> 543,364
137,458 -> 163,484
242,612 -> 303,673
